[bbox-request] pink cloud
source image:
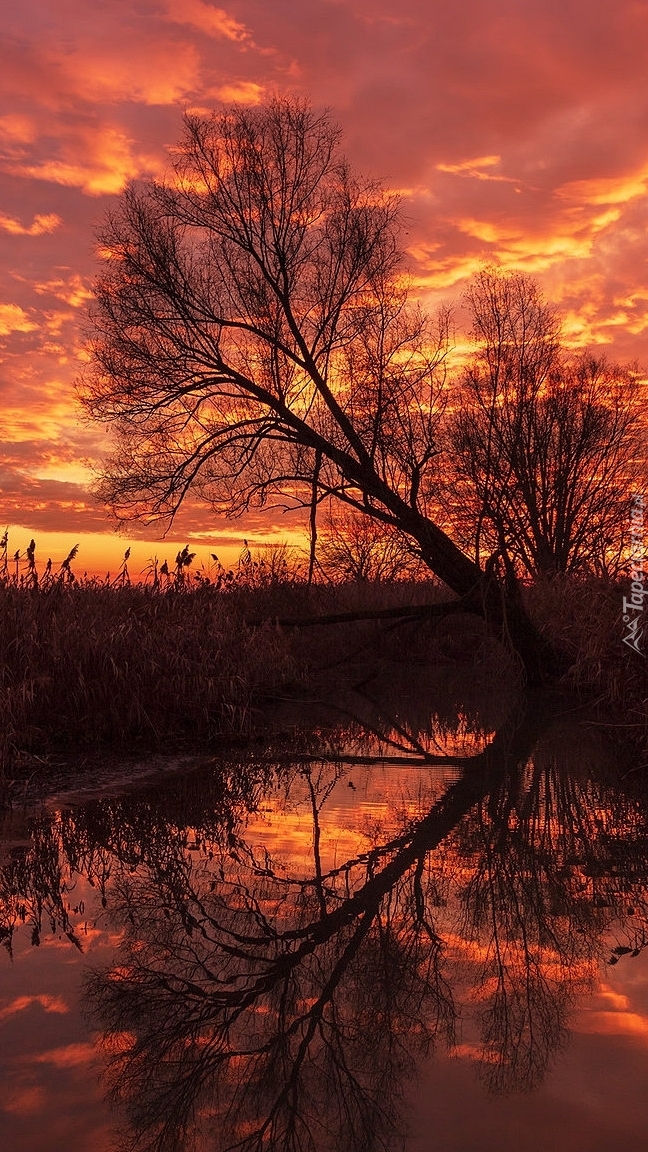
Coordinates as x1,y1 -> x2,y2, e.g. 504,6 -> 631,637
165,0 -> 251,42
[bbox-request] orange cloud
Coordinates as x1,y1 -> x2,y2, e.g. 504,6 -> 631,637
575,1011 -> 648,1038
0,303 -> 37,336
0,212 -> 60,236
436,155 -> 518,184
451,1042 -> 501,1063
59,43 -> 201,107
33,273 -> 93,308
165,0 -> 250,41
408,249 -> 492,290
596,986 -> 631,1011
556,163 -> 648,207
451,216 -> 605,268
211,81 -> 265,104
7,124 -> 164,196
573,981 -> 648,1040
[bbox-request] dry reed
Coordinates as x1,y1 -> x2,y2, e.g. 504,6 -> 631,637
0,580 -> 293,775
1,534 -> 646,791
526,576 -> 648,753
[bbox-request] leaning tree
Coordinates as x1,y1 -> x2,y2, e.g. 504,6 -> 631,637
81,97 -> 553,679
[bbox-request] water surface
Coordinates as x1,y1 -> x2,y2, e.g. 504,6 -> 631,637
1,676 -> 648,1152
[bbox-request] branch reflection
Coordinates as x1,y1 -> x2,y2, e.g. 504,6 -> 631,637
73,698 -> 648,1152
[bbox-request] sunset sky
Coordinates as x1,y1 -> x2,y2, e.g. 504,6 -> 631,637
2,0 -> 648,576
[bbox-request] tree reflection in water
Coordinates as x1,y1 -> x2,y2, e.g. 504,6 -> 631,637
3,688 -> 648,1152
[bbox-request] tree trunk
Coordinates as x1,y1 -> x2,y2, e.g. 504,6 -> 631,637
391,507 -> 556,685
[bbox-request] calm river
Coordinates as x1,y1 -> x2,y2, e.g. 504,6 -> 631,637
2,679 -> 648,1152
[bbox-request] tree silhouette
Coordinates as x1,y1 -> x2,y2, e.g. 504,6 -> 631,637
446,269 -> 645,579
81,97 -> 549,680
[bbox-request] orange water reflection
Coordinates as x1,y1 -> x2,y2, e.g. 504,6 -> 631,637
1,695 -> 648,1150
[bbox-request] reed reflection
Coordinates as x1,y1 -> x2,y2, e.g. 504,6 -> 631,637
0,758 -> 272,957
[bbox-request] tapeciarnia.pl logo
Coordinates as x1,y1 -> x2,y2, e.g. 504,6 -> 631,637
622,493 -> 646,656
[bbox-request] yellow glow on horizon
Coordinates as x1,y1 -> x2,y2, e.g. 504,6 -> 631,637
1,524 -> 310,579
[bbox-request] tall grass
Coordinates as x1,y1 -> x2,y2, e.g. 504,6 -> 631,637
0,574 -> 294,777
526,576 -> 648,753
1,533 -> 646,790
0,533 -> 448,785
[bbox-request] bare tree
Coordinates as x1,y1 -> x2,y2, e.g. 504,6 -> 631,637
446,269 -> 646,580
81,97 -> 548,679
317,505 -> 425,583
